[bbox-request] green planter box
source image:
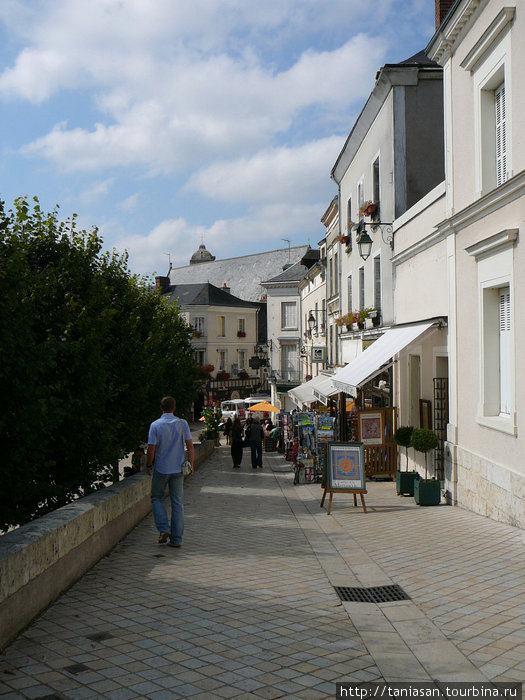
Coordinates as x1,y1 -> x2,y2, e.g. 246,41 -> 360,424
414,478 -> 441,506
396,470 -> 418,496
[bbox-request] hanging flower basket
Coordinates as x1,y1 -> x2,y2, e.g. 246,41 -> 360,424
359,201 -> 377,218
237,331 -> 246,337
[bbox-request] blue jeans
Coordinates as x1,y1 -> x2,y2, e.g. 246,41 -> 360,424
151,471 -> 184,544
250,441 -> 263,468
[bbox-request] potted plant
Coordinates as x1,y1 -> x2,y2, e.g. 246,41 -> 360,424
357,308 -> 371,329
337,234 -> 349,244
216,370 -> 230,381
238,369 -> 250,380
202,403 -> 223,446
411,428 -> 441,505
394,426 -> 417,496
359,201 -> 377,218
369,308 -> 381,327
237,330 -> 246,337
193,329 -> 202,338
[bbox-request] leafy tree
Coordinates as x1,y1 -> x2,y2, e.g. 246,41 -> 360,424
0,197 -> 198,529
393,426 -> 414,471
410,428 -> 439,480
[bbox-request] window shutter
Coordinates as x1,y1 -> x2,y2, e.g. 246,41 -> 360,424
499,287 -> 511,415
374,256 -> 381,311
495,83 -> 507,187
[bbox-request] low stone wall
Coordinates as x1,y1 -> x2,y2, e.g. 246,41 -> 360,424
0,440 -> 215,651
453,445 -> 525,530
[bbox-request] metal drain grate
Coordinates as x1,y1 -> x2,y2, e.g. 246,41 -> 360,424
86,631 -> 113,642
64,663 -> 90,676
334,584 -> 410,603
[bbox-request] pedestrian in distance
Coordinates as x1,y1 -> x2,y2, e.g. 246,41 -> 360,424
131,446 -> 146,473
230,417 -> 244,468
249,417 -> 265,469
146,396 -> 194,548
223,417 -> 233,445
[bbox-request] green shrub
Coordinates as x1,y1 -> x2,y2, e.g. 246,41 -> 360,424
411,428 -> 439,479
394,426 -> 414,471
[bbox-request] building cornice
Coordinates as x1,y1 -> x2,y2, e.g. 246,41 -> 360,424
427,0 -> 489,65
465,228 -> 518,259
460,7 -> 515,71
392,228 -> 447,266
436,170 -> 525,237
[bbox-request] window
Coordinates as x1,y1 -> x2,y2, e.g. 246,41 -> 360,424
238,318 -> 245,334
498,287 -> 511,414
358,178 -> 364,211
466,228 -> 517,434
329,258 -> 333,297
495,83 -> 507,186
280,343 -> 298,381
193,316 -> 205,335
347,198 -> 352,229
218,350 -> 227,370
372,157 -> 380,220
195,350 -> 205,365
374,256 -> 381,310
281,301 -> 297,329
238,350 -> 246,370
347,275 -> 353,314
359,267 -> 365,310
218,316 -> 226,337
334,252 -> 339,295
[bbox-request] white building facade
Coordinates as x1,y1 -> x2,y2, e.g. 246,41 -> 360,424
428,0 -> 525,527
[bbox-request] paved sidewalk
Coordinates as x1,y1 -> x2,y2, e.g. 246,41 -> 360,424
1,447 -> 524,698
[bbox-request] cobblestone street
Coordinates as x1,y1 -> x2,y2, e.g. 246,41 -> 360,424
1,446 -> 524,699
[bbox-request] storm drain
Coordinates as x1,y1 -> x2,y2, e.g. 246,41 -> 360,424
86,631 -> 113,642
334,584 -> 410,603
64,663 -> 90,676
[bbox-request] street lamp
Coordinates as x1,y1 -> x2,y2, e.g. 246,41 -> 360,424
307,313 -> 316,333
354,219 -> 394,261
356,229 -> 373,261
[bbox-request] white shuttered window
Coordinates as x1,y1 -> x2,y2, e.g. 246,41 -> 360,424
495,83 -> 507,186
499,287 -> 511,415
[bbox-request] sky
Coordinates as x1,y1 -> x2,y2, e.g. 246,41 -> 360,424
0,0 -> 436,278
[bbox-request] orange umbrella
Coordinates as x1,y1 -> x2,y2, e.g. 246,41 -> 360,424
248,401 -> 279,413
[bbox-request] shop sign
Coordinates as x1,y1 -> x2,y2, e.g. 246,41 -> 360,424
311,346 -> 327,363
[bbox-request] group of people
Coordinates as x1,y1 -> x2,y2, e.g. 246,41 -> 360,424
224,415 -> 282,470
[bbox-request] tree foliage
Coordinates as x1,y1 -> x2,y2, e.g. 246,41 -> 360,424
0,197 -> 197,529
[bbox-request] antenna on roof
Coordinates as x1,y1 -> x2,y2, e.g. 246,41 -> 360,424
281,238 -> 291,263
164,252 -> 172,271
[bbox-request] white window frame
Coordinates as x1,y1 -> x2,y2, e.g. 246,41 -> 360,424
466,229 -> 517,435
238,318 -> 246,334
218,315 -> 226,337
238,350 -> 246,370
472,32 -> 512,197
281,301 -> 297,330
193,316 -> 205,335
373,253 -> 381,311
218,350 -> 227,371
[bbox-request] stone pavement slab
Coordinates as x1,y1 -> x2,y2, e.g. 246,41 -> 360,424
1,446 -> 524,699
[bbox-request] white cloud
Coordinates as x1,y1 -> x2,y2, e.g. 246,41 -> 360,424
185,136 -> 344,205
118,193 -> 140,212
115,201 -> 329,276
79,177 -> 114,204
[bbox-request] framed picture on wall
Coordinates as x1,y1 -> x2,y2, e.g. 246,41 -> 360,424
327,443 -> 365,491
419,399 -> 432,429
358,411 -> 383,445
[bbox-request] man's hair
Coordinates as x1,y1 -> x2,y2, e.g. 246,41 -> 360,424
160,396 -> 176,413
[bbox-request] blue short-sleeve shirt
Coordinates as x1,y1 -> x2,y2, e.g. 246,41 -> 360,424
148,414 -> 192,474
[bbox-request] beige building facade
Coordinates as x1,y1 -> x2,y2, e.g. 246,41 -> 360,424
428,0 -> 525,526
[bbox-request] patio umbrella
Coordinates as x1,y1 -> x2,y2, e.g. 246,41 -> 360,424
248,401 -> 280,413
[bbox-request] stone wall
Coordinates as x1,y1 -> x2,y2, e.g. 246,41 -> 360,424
0,440 -> 215,650
453,445 -> 525,530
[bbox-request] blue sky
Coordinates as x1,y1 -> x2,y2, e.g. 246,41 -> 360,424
0,0 -> 436,277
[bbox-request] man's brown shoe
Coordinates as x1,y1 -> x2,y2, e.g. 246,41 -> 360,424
158,532 -> 170,544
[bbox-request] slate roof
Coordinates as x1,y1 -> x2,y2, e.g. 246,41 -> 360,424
262,260 -> 309,286
166,283 -> 260,309
168,245 -> 309,302
387,49 -> 439,68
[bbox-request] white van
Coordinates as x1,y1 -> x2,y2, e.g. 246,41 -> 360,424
220,399 -> 247,422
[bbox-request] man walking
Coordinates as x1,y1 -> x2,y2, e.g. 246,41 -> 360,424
146,396 -> 194,547
249,417 -> 265,469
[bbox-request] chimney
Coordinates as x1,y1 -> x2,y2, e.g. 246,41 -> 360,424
222,283 -> 230,294
435,0 -> 455,29
155,276 -> 170,292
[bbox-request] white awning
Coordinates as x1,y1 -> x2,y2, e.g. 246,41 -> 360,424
330,321 -> 436,395
313,376 -> 343,404
288,374 -> 333,408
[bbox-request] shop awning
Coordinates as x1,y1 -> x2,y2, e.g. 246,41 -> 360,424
288,374 -> 333,408
330,321 -> 436,395
313,376 -> 341,404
